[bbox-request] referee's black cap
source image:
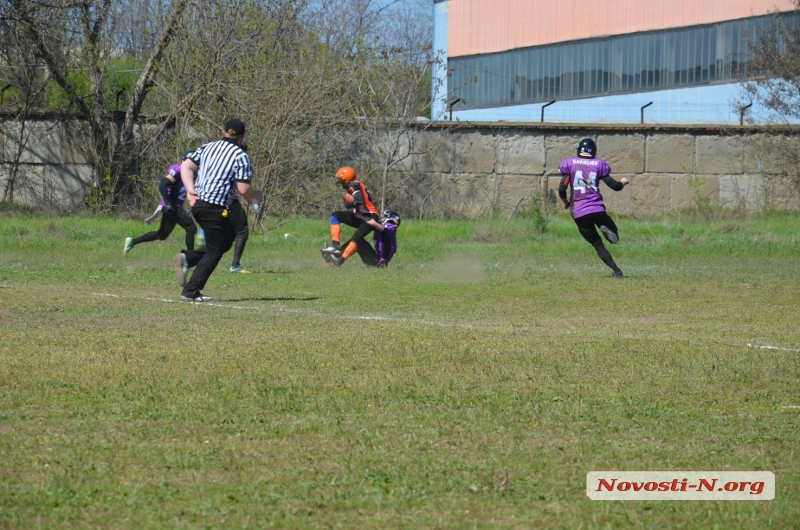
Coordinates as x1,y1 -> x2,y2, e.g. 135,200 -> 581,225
224,119 -> 246,136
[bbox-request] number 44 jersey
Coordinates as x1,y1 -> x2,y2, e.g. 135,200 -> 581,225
558,157 -> 613,219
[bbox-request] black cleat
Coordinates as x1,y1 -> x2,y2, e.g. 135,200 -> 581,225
600,225 -> 619,244
321,244 -> 341,264
611,270 -> 624,279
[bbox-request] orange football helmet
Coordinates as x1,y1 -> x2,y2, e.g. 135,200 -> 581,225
336,166 -> 357,186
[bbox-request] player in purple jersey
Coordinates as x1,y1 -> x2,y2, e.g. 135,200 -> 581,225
124,159 -> 197,255
558,138 -> 630,278
374,210 -> 400,267
336,210 -> 400,267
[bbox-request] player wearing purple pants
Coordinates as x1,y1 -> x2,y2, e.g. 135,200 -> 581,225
558,138 -> 630,278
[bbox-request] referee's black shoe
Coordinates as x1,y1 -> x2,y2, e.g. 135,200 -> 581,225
180,293 -> 213,303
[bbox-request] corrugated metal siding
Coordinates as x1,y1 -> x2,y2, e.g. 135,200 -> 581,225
448,0 -> 796,57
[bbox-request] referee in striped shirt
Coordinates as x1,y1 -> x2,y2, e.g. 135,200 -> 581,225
177,119 -> 264,302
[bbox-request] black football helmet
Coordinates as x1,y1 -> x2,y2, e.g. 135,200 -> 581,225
382,209 -> 401,226
577,138 -> 597,158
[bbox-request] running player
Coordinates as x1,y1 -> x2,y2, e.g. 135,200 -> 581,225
558,138 -> 630,278
124,158 -> 197,255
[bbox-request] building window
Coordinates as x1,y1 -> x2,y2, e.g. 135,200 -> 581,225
448,13 -> 794,109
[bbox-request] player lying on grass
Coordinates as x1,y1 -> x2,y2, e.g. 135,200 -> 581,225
124,156 -> 198,255
320,166 -> 384,267
374,209 -> 400,267
337,209 -> 401,267
558,138 -> 630,278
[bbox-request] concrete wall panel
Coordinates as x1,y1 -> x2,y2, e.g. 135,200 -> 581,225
495,175 -> 542,213
62,121 -> 93,165
4,121 -> 61,164
372,129 -> 412,172
719,175 -> 766,210
414,131 -> 453,174
628,174 -> 671,215
543,175 -> 563,206
495,131 -> 545,175
671,175 -> 720,211
646,134 -> 694,173
600,134 -> 645,174
454,129 -> 495,174
43,165 -> 93,207
599,181 -> 635,214
764,176 -> 800,210
742,133 -> 800,175
1,165 -> 46,207
545,135 -> 584,171
696,135 -> 744,175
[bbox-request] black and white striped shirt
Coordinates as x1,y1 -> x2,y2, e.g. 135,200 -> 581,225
188,138 -> 251,207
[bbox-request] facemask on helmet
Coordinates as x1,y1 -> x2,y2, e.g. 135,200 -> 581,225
382,210 -> 401,226
577,138 -> 597,158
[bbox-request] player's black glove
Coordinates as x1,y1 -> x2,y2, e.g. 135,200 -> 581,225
163,203 -> 175,213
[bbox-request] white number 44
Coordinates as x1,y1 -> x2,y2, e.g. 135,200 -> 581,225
574,170 -> 598,193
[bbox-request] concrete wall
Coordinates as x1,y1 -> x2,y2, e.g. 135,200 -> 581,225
409,122 -> 800,216
2,118 -> 800,215
0,119 -> 95,208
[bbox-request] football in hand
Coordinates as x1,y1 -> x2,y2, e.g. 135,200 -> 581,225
343,193 -> 355,204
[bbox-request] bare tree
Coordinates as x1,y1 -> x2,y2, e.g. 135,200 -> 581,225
301,0 -> 464,218
739,1 -> 800,194
0,9 -> 51,204
110,0 -> 168,55
741,1 -> 800,122
304,0 -> 404,55
140,0 -> 354,225
146,0 -> 442,224
3,0 -> 443,220
6,0 -> 189,209
341,47 -> 441,212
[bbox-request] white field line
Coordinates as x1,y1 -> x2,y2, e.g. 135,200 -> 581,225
94,292 -> 176,304
89,291 -> 504,330
92,291 -> 401,322
747,343 -> 800,353
783,406 -> 800,409
5,285 -> 497,329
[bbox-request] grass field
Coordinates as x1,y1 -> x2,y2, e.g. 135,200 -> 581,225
1,210 -> 799,528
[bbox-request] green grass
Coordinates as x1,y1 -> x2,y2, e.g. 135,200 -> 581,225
1,212 -> 799,528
